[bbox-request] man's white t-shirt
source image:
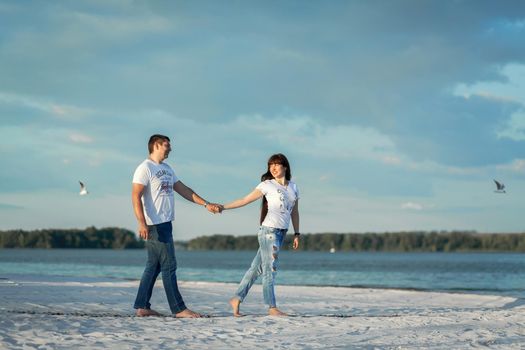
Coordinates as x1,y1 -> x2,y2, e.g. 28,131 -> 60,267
132,159 -> 179,225
256,179 -> 299,229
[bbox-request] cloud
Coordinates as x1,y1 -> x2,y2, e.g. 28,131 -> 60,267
497,158 -> 525,174
319,175 -> 331,182
401,202 -> 424,211
497,110 -> 525,141
0,91 -> 91,121
0,203 -> 23,210
3,3 -> 174,51
51,10 -> 174,49
381,156 -> 402,166
453,64 -> 525,143
235,114 -> 399,163
69,133 -> 93,144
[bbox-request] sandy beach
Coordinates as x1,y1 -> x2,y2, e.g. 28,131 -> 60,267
0,274 -> 524,349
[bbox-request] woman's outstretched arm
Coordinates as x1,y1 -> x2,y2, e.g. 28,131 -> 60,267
222,189 -> 263,210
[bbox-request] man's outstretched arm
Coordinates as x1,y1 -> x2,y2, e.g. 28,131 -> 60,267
173,180 -> 221,213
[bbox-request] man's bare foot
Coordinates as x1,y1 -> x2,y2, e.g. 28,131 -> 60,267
268,307 -> 288,317
175,308 -> 202,318
136,308 -> 161,317
229,297 -> 243,317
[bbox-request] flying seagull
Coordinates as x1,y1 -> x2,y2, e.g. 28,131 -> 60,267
79,181 -> 89,195
493,179 -> 506,193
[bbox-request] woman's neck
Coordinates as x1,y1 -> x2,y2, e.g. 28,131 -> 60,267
273,177 -> 288,186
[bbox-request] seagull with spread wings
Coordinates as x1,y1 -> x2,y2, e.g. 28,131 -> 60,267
79,181 -> 89,195
493,179 -> 506,193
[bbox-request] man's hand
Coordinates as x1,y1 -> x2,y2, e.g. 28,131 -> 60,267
138,223 -> 149,240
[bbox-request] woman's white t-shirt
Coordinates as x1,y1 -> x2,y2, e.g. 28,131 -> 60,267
132,159 -> 179,225
256,179 -> 299,229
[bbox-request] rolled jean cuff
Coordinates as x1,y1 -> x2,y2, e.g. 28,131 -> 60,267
171,302 -> 187,314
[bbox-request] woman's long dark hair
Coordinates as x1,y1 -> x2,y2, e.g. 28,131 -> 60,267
260,153 -> 292,224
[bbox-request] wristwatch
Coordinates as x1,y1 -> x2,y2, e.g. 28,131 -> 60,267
294,232 -> 300,236
203,201 -> 209,208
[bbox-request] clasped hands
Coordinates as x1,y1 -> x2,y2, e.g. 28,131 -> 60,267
205,203 -> 224,214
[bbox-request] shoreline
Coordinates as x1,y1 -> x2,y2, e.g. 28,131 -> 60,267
2,272 -> 524,300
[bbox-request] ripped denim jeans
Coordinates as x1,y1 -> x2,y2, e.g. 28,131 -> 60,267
234,226 -> 287,308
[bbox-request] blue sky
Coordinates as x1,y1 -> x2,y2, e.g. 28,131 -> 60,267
1,1 -> 524,240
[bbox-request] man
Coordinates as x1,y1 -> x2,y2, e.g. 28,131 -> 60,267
132,134 -> 221,318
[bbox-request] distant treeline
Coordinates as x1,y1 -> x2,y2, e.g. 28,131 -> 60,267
187,231 -> 525,252
2,228 -> 524,252
0,227 -> 144,249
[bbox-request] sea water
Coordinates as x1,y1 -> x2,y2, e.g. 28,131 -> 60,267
0,249 -> 523,298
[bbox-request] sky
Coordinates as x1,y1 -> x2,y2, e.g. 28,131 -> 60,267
1,0 -> 524,240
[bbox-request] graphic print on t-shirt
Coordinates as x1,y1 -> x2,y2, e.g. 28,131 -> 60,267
154,169 -> 173,196
277,188 -> 287,213
160,180 -> 172,195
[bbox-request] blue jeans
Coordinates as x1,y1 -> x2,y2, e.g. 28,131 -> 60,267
234,226 -> 287,308
133,221 -> 186,314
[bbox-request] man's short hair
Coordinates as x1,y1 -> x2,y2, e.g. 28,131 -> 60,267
148,134 -> 170,154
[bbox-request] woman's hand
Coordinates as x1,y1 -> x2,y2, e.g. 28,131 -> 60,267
293,236 -> 300,250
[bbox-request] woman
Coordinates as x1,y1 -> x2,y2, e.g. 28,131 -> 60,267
222,153 -> 300,317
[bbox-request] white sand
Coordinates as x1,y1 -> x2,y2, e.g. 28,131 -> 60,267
0,275 -> 524,349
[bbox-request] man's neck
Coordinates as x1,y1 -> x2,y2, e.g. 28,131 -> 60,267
148,154 -> 164,164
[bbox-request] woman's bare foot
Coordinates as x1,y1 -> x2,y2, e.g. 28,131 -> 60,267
229,297 -> 243,317
136,308 -> 161,317
268,307 -> 288,317
175,308 -> 202,318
